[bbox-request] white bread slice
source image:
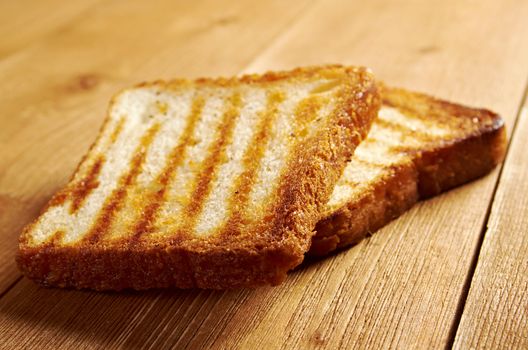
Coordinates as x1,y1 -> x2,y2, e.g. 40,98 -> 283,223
310,86 -> 506,256
17,66 -> 380,290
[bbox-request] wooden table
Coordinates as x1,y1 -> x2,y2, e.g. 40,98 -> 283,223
1,0 -> 527,348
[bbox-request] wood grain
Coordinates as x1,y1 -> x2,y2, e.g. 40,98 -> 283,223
246,0 -> 528,111
0,0 -> 527,348
0,0 -> 103,58
453,103 -> 528,349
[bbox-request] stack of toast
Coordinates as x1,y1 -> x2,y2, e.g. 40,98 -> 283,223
17,65 -> 506,290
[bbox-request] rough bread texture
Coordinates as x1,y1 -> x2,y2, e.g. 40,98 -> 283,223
310,86 -> 507,256
17,65 -> 380,290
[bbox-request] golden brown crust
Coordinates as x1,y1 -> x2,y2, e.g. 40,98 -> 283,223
310,86 -> 507,257
383,85 -> 506,197
311,161 -> 418,256
17,65 -> 380,290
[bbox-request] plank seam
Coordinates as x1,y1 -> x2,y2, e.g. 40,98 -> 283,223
0,275 -> 22,300
444,75 -> 528,350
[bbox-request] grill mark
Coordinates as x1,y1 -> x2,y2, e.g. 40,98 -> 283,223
110,116 -> 125,143
359,135 -> 411,161
249,94 -> 326,235
287,95 -> 327,157
242,94 -> 326,227
46,157 -> 105,211
47,117 -> 125,210
69,156 -> 105,214
179,92 -> 242,234
359,135 -> 401,150
376,116 -> 436,143
50,230 -> 65,245
310,80 -> 340,94
47,191 -> 69,208
42,230 -> 65,246
221,90 -> 285,234
382,101 -> 453,129
83,123 -> 161,243
372,117 -> 441,155
351,157 -> 384,168
130,96 -> 205,242
292,95 -> 327,136
350,155 -> 411,172
266,93 -> 333,239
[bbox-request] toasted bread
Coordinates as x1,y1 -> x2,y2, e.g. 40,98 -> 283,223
17,65 -> 380,290
310,86 -> 507,256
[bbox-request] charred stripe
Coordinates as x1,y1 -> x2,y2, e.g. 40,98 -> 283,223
130,96 -> 205,241
180,92 -> 242,234
83,123 -> 161,243
221,90 -> 285,234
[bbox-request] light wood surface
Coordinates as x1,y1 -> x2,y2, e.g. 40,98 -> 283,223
0,0 -> 104,58
1,0 -> 527,348
453,102 -> 528,349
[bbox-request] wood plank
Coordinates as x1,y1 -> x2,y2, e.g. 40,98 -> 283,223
0,0 -> 527,349
246,0 -> 528,110
0,0 -> 103,58
0,183 -> 516,349
453,100 -> 528,349
0,0 -> 315,294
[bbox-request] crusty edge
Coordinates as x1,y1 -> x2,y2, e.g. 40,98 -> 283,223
414,115 -> 506,198
309,89 -> 507,257
311,161 -> 419,256
17,65 -> 380,290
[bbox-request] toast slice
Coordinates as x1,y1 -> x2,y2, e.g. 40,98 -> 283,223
310,86 -> 507,256
17,65 -> 380,290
